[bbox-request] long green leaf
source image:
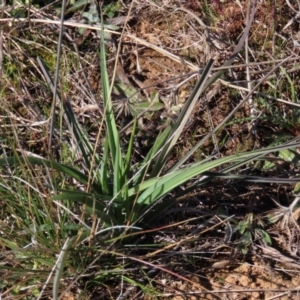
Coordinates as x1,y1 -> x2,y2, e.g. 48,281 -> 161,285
37,57 -> 99,169
123,118 -> 137,206
52,190 -> 115,202
53,237 -> 75,300
280,66 -> 296,102
173,153 -> 300,201
99,8 -> 124,197
99,136 -> 110,194
0,156 -> 101,193
150,60 -> 214,177
99,9 -> 119,163
63,98 -> 99,168
130,141 -> 300,205
202,172 -> 300,184
131,126 -> 172,186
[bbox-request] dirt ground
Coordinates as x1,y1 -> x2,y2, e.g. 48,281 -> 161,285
165,261 -> 300,299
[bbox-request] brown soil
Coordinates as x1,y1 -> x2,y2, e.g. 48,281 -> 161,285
163,260 -> 300,300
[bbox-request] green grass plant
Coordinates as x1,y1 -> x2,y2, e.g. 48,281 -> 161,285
2,1 -> 300,298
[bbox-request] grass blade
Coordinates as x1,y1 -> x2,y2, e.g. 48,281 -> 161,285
52,237 -> 75,300
132,141 -> 300,205
150,60 -> 214,177
99,8 -> 119,164
0,156 -> 101,192
99,7 -> 125,198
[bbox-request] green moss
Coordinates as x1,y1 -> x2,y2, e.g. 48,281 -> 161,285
103,1 -> 122,18
3,57 -> 20,83
60,142 -> 75,165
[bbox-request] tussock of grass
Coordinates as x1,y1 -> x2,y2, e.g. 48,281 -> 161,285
2,0 -> 300,299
